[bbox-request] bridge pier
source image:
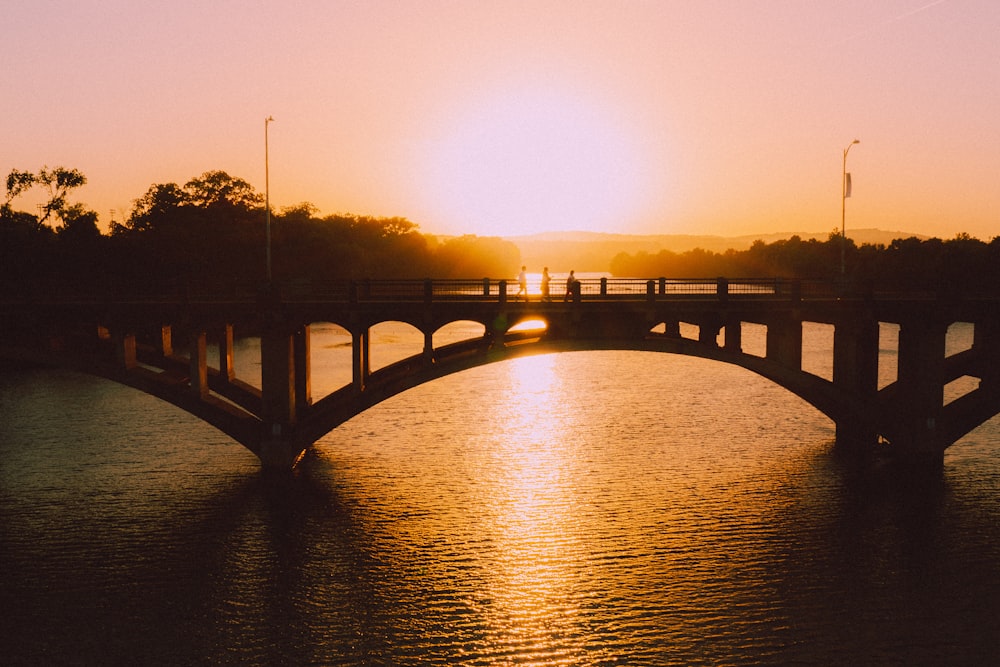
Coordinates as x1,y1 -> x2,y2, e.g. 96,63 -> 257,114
189,330 -> 208,398
114,331 -> 137,370
219,324 -> 235,383
765,317 -> 802,370
258,436 -> 307,472
833,314 -> 880,451
294,324 -> 312,412
698,315 -> 722,346
723,317 -> 741,352
423,329 -> 434,364
157,325 -> 173,357
352,327 -> 370,391
261,325 -> 298,430
890,318 -> 948,467
257,322 -> 313,472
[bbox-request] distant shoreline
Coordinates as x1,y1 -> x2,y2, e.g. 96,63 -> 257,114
500,228 -> 930,273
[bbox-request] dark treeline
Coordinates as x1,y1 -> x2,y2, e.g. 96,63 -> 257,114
1,168 -> 520,295
5,166 -> 999,296
611,232 -> 1000,293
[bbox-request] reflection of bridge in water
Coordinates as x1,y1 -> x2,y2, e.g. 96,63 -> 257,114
3,278 -> 999,472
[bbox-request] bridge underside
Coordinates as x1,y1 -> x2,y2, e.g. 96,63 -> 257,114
4,289 -> 999,472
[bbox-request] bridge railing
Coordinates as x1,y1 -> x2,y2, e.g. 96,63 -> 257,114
1,277 -> 850,306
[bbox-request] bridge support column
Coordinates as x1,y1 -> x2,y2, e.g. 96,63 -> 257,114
294,324 -> 311,412
423,330 -> 434,365
833,316 -> 880,450
766,317 -> 802,370
115,332 -> 137,370
352,328 -> 370,392
157,325 -> 173,357
189,330 -> 208,398
257,323 -> 306,471
261,326 -> 297,427
723,317 -> 742,352
893,319 -> 947,467
219,324 -> 235,383
698,316 -> 722,346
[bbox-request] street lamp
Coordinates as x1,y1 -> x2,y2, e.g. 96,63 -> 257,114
840,139 -> 859,275
265,115 -> 274,283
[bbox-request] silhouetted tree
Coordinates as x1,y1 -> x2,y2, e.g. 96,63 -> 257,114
3,166 -> 88,229
183,171 -> 261,211
113,183 -> 187,235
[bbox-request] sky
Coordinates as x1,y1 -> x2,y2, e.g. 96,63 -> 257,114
3,1 -> 998,240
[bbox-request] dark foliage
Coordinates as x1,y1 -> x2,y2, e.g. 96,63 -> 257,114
4,166 -> 997,297
611,231 -> 1000,294
2,168 -> 522,296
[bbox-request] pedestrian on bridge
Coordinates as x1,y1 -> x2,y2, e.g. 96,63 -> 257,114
541,267 -> 551,301
517,266 -> 528,300
564,270 -> 577,301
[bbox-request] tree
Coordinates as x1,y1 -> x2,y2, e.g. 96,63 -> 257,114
2,166 -> 87,228
115,182 -> 187,234
37,166 -> 87,226
278,202 -> 319,225
58,204 -> 101,242
3,169 -> 36,210
183,170 -> 261,211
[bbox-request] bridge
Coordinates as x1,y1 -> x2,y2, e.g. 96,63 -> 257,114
3,277 -> 999,472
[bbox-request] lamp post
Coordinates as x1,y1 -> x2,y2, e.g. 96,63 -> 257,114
840,138 -> 859,275
265,115 -> 274,283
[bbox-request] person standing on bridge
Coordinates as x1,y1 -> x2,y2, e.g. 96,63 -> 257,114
564,270 -> 577,301
541,267 -> 551,301
516,265 -> 528,300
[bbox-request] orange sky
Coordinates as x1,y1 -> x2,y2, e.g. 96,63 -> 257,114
3,1 -> 998,240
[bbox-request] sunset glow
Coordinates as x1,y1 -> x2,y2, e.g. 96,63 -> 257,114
4,1 -> 998,240
420,83 -> 653,236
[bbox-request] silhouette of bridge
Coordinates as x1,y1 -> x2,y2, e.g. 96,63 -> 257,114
3,277 -> 999,471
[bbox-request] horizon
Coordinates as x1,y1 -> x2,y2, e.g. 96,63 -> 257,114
4,1 -> 998,241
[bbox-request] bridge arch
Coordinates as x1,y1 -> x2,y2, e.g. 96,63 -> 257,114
5,278 -> 999,471
316,332 -> 860,438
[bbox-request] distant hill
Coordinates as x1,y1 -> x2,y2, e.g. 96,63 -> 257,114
507,228 -> 929,273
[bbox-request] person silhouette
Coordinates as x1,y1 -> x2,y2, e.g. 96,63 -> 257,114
541,267 -> 551,301
516,265 -> 528,300
564,270 -> 577,301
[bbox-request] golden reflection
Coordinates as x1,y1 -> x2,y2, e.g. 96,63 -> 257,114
477,355 -> 586,661
509,318 -> 548,333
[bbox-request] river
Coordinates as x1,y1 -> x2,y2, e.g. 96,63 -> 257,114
2,321 -> 1000,665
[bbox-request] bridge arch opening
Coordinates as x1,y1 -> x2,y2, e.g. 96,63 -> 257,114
434,320 -> 487,347
801,322 -> 834,382
306,321 -> 354,396
369,320 -> 425,372
944,322 -> 977,405
947,322 -> 974,357
878,322 -> 899,390
324,348 -> 835,463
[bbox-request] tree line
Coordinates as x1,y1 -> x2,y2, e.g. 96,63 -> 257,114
610,232 -> 1000,293
1,167 -> 520,295
4,166 -> 998,296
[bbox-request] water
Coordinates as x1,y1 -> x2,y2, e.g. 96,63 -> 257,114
2,323 -> 1000,665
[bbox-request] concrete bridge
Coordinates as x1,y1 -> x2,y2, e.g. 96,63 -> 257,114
3,277 -> 999,472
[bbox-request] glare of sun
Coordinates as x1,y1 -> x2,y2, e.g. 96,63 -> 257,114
509,318 -> 547,333
424,85 -> 650,237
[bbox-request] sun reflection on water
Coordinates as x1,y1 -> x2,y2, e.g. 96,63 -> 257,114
473,355 -> 591,662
